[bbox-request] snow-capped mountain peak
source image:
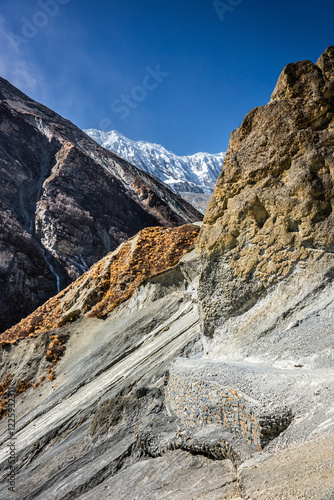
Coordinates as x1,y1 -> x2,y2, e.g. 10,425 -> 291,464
84,129 -> 225,194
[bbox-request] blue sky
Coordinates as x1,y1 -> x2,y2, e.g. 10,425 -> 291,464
0,0 -> 333,155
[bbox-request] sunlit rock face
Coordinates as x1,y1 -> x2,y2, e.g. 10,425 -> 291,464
197,46 -> 334,344
0,77 -> 201,333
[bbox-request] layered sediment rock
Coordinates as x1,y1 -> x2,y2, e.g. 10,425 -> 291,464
0,77 -> 201,332
0,226 -> 221,499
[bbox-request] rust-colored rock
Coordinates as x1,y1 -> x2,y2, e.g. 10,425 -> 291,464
0,224 -> 199,344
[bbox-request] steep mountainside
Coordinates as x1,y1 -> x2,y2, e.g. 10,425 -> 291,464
0,224 -> 200,345
0,78 -> 201,333
0,224 -> 234,500
85,129 -> 224,194
0,49 -> 333,500
178,192 -> 213,215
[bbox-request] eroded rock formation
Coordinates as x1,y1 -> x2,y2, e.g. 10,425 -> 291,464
188,46 -> 334,499
0,225 -> 220,499
197,46 -> 334,340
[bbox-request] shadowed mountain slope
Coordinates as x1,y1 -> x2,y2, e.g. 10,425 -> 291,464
0,78 -> 201,333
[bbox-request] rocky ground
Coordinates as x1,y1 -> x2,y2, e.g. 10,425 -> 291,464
0,243 -> 332,499
1,235 -> 230,499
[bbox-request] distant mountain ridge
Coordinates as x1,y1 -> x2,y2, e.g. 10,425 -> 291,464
84,129 -> 225,194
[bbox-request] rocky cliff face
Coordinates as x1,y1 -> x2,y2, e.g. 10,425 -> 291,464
0,202 -> 57,333
197,46 -> 334,341
0,78 -> 201,333
191,47 -> 333,498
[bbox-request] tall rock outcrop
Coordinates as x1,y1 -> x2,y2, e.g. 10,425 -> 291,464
197,46 -> 334,343
0,78 -> 201,333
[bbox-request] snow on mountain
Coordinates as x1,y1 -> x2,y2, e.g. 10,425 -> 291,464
84,129 -> 224,194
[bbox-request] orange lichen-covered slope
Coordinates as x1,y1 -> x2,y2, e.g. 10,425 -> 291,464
0,224 -> 200,345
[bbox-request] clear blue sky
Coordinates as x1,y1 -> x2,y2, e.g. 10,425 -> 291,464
0,0 -> 333,155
